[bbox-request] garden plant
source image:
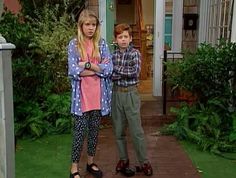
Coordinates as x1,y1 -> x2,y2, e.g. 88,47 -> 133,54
0,0 -> 83,138
164,41 -> 236,155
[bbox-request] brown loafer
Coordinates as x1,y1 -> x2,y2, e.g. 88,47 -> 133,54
116,159 -> 129,172
142,162 -> 153,176
116,159 -> 135,177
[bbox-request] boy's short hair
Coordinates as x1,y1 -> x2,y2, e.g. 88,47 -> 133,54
114,23 -> 132,38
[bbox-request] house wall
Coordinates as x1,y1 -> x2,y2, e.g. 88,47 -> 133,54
88,0 -> 99,17
182,0 -> 198,52
142,0 -> 154,25
165,0 -> 173,14
116,0 -> 135,24
3,0 -> 21,14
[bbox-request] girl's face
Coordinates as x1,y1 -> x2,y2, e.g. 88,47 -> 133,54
115,30 -> 132,51
81,17 -> 97,39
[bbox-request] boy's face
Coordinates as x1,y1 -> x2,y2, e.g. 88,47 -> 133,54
115,30 -> 132,51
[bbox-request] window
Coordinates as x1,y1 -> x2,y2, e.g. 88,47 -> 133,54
165,14 -> 172,49
199,0 -> 233,45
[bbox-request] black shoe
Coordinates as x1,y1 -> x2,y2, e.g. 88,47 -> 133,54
87,163 -> 103,178
69,172 -> 80,178
120,167 -> 135,177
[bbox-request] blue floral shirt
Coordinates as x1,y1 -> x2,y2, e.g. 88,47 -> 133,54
67,38 -> 113,116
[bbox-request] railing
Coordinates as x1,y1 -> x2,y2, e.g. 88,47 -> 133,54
162,50 -> 184,115
134,0 -> 148,80
135,0 -> 145,30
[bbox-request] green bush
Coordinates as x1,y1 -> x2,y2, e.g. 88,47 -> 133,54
0,12 -> 33,58
14,92 -> 71,138
0,6 -> 76,138
20,0 -> 86,20
30,5 -> 76,93
165,99 -> 236,152
164,41 -> 236,153
166,41 -> 236,103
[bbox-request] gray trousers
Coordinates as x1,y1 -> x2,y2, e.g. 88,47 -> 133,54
111,87 -> 148,164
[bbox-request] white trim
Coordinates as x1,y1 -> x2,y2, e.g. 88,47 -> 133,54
172,0 -> 183,52
198,0 -> 207,43
199,0 -> 233,44
231,0 -> 236,42
153,0 -> 165,96
99,0 -> 106,40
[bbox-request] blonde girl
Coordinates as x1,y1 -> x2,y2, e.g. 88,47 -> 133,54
67,9 -> 113,178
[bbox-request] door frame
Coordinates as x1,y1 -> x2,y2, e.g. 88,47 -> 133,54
99,0 -> 165,96
99,0 -> 107,40
99,0 -> 115,49
153,0 -> 165,96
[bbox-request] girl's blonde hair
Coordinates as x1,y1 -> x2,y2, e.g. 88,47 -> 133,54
77,9 -> 101,61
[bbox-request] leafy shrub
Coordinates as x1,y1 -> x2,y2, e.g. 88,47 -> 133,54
164,41 -> 236,153
166,41 -> 236,103
0,12 -> 33,58
0,6 -> 75,138
19,0 -> 79,19
43,92 -> 71,134
29,5 -> 76,93
165,98 -> 236,152
14,101 -> 47,138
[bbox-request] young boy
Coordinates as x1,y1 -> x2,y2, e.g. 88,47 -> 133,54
111,23 -> 153,177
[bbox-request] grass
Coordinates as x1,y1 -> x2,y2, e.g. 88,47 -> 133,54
16,134 -> 236,178
16,134 -> 72,178
181,141 -> 236,178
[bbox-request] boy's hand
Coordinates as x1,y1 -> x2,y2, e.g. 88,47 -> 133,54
112,76 -> 121,80
112,72 -> 121,80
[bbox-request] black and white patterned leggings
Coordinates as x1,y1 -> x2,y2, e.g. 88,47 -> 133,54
71,110 -> 101,163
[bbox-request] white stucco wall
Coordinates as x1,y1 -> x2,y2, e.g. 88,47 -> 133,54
153,0 -> 165,96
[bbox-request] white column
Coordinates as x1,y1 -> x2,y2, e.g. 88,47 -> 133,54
198,0 -> 206,43
153,0 -> 165,96
0,39 -> 15,178
231,0 -> 236,42
99,0 -> 106,40
172,0 -> 183,52
198,0 -> 211,43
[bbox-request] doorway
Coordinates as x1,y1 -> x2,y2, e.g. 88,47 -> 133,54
115,0 -> 155,99
101,0 -> 166,99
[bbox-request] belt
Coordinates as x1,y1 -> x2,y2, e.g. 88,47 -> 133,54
113,85 -> 137,92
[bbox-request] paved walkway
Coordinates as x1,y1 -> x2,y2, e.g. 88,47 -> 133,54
78,101 -> 201,178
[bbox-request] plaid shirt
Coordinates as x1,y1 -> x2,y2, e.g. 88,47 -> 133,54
112,44 -> 141,87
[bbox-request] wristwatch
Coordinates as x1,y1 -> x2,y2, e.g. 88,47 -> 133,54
85,62 -> 91,69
